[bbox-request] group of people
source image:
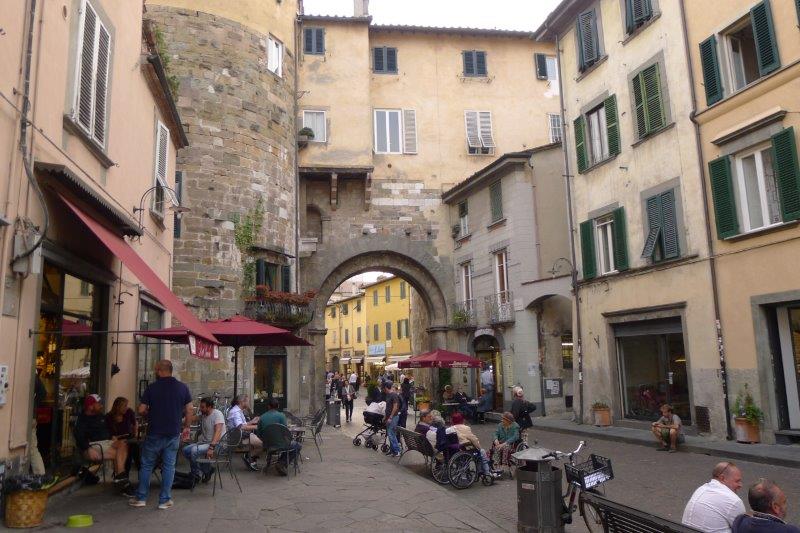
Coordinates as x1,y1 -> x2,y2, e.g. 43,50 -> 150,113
326,371 -> 358,423
683,462 -> 799,532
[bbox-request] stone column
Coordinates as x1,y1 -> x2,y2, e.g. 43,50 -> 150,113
302,327 -> 327,414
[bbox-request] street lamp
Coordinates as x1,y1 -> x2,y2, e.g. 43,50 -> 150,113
133,184 -> 190,231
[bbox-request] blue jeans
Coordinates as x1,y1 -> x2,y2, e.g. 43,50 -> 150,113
386,414 -> 400,454
135,434 -> 180,504
182,443 -> 212,477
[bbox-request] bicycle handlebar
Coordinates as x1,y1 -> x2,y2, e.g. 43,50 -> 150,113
542,440 -> 586,460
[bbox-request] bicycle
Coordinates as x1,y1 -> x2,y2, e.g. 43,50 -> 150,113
540,440 -> 613,532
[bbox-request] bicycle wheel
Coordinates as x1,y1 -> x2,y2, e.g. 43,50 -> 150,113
431,457 -> 449,484
447,451 -> 477,489
579,492 -> 604,533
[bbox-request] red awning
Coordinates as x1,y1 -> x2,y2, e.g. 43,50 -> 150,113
137,315 -> 311,348
398,349 -> 482,369
58,194 -> 219,359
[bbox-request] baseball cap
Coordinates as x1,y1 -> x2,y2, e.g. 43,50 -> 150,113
84,393 -> 102,409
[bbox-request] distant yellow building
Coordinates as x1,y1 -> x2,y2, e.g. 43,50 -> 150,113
325,293 -> 367,375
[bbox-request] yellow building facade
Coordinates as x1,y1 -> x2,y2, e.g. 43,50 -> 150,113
324,292 -> 368,375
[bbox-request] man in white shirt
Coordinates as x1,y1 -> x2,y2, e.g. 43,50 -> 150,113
682,461 -> 745,533
226,395 -> 262,471
348,371 -> 358,391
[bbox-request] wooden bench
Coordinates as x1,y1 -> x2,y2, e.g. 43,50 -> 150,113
397,427 -> 436,465
580,492 -> 702,533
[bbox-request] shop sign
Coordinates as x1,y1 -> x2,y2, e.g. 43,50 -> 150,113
368,343 -> 386,355
189,335 -> 219,360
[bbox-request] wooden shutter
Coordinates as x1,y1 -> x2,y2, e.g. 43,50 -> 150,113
772,127 -> 800,222
93,25 -> 110,145
573,116 -> 588,173
478,111 -> 495,148
660,189 -> 680,259
630,0 -> 652,30
463,51 -> 475,76
373,47 -> 385,72
475,51 -> 487,76
304,28 -> 313,53
579,220 -> 597,279
642,194 -> 662,259
402,109 -> 417,154
796,0 -> 800,25
612,207 -> 629,271
750,1 -> 780,76
535,53 -> 548,79
708,156 -> 739,239
577,10 -> 598,70
642,64 -> 664,133
315,28 -> 325,54
699,36 -> 723,106
281,265 -> 291,292
386,48 -> 398,72
464,111 -> 481,148
77,2 -> 97,132
156,123 -> 169,186
632,71 -> 647,138
173,171 -> 183,238
604,95 -> 620,156
490,182 -> 503,222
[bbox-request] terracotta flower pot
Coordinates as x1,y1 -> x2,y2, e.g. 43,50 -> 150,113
593,407 -> 612,427
734,417 -> 760,443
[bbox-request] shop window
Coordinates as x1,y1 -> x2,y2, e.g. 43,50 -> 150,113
138,302 -> 163,398
561,334 -> 574,369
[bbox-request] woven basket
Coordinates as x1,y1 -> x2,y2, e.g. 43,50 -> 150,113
4,489 -> 48,528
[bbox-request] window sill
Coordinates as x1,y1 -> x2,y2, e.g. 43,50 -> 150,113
149,209 -> 166,230
487,218 -> 506,231
621,12 -> 661,46
724,220 -> 799,242
579,153 -> 618,175
579,254 -> 700,286
468,151 -> 496,157
455,233 -> 472,244
576,55 -> 608,83
62,115 -> 115,169
373,71 -> 399,75
631,122 -> 676,148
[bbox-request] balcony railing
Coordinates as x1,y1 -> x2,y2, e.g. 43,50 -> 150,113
243,287 -> 315,331
451,300 -> 477,329
485,291 -> 514,325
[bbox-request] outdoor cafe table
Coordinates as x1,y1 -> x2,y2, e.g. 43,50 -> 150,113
441,400 -> 480,422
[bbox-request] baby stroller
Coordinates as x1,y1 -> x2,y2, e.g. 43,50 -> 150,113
352,411 -> 387,451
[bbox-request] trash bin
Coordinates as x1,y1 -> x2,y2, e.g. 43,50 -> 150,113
326,399 -> 341,427
512,447 -> 563,533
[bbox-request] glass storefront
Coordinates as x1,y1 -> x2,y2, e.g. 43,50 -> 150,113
137,301 -> 163,399
474,335 -> 503,410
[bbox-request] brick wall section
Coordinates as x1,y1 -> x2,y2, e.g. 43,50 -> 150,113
146,6 -> 297,395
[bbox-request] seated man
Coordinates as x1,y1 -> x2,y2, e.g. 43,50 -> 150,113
257,398 -> 301,476
682,462 -> 745,532
651,403 -> 684,452
182,397 -> 224,483
733,479 -> 800,532
74,394 -> 132,494
425,411 -> 458,457
449,412 -> 499,478
227,394 -> 262,471
414,409 -> 433,436
490,411 -> 521,470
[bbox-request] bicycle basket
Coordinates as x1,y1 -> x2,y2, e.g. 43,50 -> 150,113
564,454 -> 613,490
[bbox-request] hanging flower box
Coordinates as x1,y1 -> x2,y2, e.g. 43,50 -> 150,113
243,286 -> 315,330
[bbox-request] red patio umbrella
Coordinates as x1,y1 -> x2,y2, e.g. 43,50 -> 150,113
398,349 -> 482,369
137,315 -> 312,397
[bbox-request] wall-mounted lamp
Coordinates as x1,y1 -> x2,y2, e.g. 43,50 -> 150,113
133,185 -> 190,230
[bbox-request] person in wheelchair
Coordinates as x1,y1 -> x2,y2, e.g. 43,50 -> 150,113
490,411 -> 521,471
450,412 -> 499,478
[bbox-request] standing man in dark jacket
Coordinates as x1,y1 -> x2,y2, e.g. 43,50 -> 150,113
510,386 -> 536,433
733,479 -> 800,532
129,360 -> 193,510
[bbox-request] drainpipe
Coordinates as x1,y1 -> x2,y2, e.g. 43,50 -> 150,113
678,0 -> 733,440
554,33 -> 585,425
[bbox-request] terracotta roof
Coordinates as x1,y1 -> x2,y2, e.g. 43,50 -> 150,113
300,14 -> 372,23
300,16 -> 535,37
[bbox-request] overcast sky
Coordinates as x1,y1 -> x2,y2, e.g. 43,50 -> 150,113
302,0 -> 561,31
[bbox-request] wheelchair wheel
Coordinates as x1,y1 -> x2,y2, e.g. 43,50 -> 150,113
431,457 -> 450,485
447,451 -> 477,489
508,440 -> 529,478
380,443 -> 390,454
352,437 -> 362,446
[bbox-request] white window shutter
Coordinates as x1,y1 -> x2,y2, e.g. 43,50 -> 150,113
478,111 -> 495,148
92,24 -> 110,145
77,1 -> 97,131
156,123 -> 169,186
464,111 -> 481,148
402,109 -> 417,154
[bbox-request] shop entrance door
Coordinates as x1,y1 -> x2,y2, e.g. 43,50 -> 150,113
474,335 -> 503,410
254,347 -> 287,413
777,307 -> 800,429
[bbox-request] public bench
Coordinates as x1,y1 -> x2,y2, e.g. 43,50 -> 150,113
580,492 -> 702,533
397,427 -> 436,466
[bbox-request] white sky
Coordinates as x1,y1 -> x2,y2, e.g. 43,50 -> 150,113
302,0 -> 561,32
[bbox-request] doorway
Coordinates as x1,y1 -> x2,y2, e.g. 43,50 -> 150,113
776,306 -> 800,429
474,335 -> 503,410
254,347 -> 287,413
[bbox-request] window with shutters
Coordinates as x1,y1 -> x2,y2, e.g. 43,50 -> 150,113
461,262 -> 473,303
624,0 -> 654,35
355,299 -> 362,312
267,35 -> 283,77
548,114 -> 563,143
462,50 -> 488,77
302,110 -> 327,143
330,306 -> 336,318
489,181 -> 503,223
344,329 -> 349,345
303,27 -> 325,55
631,63 -> 666,139
535,54 -> 558,82
595,215 -> 616,275
385,322 -> 392,341
373,47 -> 398,73
373,323 -> 379,341
733,144 -> 781,232
464,111 -> 495,155
373,290 -> 378,306
73,0 -> 112,147
151,122 -> 170,217
641,189 -> 680,262
173,171 -> 183,238
458,201 -> 469,236
255,260 -> 279,289
341,303 -> 349,316
385,285 -> 391,303
586,104 -> 609,164
494,249 -> 509,295
357,327 -> 362,343
576,8 -> 603,72
580,208 -> 629,278
374,109 -> 415,154
575,95 -> 619,172
399,281 -> 406,300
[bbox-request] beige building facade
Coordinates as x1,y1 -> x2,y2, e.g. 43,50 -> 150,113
0,0 -> 189,472
685,0 -> 800,443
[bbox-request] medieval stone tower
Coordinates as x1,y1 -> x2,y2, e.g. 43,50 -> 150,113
145,0 -> 300,402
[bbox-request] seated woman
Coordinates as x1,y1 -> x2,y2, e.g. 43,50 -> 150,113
105,396 -> 138,476
425,411 -> 459,458
490,411 -> 520,471
450,412 -> 498,478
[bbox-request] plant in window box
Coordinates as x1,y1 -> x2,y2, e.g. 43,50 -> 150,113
591,401 -> 612,427
297,127 -> 315,144
243,287 -> 315,329
733,385 -> 763,444
451,308 -> 471,329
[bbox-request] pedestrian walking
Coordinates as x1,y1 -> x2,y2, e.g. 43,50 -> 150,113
398,376 -> 412,428
383,381 -> 401,457
349,370 -> 358,391
342,380 -> 356,423
682,462 -> 745,532
129,360 -> 193,510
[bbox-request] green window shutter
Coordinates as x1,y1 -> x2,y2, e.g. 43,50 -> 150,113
660,189 -> 680,259
304,28 -> 313,53
624,0 -> 635,34
575,16 -> 585,71
699,36 -> 724,106
612,207 -> 629,271
772,127 -> 800,222
280,265 -> 291,292
796,0 -> 800,25
573,116 -> 588,173
475,51 -> 487,76
373,47 -> 385,72
490,182 -> 503,221
641,194 -> 662,259
386,47 -> 398,73
535,53 -> 548,79
642,64 -> 665,133
750,0 -> 780,76
626,0 -> 652,33
579,220 -> 597,280
315,29 -> 325,54
632,71 -> 647,137
463,51 -> 475,76
577,10 -> 598,70
708,156 -> 739,239
604,95 -> 620,156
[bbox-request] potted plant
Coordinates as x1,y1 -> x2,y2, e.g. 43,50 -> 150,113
4,474 -> 56,528
297,127 -> 315,143
451,308 -> 471,328
733,385 -> 763,443
591,401 -> 612,427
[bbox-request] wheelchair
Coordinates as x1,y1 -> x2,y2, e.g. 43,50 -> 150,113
447,447 -> 496,489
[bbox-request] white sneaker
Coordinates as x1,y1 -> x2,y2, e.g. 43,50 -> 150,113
157,500 -> 174,510
128,498 -> 146,508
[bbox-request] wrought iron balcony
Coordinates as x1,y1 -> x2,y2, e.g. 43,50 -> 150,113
451,300 -> 477,329
243,287 -> 315,331
485,291 -> 514,325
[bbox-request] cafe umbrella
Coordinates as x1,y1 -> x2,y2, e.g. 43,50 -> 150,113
397,349 -> 482,369
137,315 -> 311,398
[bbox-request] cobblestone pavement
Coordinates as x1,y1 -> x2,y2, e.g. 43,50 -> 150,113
38,401 -> 799,532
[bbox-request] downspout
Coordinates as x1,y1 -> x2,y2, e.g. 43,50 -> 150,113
554,32 -> 585,425
678,0 -> 733,440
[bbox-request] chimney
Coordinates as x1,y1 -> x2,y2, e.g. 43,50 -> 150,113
354,0 -> 369,17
